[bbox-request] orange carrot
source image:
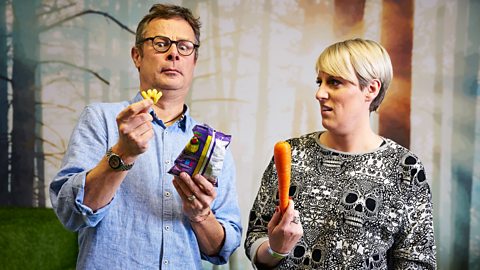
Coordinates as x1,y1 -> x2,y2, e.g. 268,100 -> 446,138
274,141 -> 291,213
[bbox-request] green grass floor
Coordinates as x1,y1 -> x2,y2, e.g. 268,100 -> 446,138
0,208 -> 77,270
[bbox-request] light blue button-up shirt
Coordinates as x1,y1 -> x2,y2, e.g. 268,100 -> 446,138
50,93 -> 242,269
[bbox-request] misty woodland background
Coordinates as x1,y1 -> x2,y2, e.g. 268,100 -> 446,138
0,0 -> 479,269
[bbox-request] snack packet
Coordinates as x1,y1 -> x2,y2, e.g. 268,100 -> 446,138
168,124 -> 231,186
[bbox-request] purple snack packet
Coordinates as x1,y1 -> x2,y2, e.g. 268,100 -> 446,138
168,124 -> 231,186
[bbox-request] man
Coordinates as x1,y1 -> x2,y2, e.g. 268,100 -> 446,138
50,4 -> 242,269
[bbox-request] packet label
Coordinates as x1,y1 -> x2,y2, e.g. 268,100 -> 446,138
168,124 -> 231,186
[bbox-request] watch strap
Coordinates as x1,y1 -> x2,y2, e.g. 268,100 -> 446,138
106,147 -> 134,171
118,162 -> 134,171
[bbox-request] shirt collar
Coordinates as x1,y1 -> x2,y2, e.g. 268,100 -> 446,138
131,92 -> 189,132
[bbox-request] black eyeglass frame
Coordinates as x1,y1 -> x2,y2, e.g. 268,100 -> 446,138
138,35 -> 200,56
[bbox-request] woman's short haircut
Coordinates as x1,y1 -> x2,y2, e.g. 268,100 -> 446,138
316,38 -> 393,112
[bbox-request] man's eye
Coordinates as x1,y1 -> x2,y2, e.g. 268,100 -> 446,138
179,42 -> 193,51
178,44 -> 189,51
155,41 -> 168,47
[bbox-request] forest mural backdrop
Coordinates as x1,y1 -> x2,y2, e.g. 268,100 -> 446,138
0,0 -> 479,269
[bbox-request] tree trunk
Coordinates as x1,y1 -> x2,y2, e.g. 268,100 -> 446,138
0,0 -> 10,205
252,0 -> 272,179
119,0 -> 131,101
210,0 -> 229,131
450,0 -> 479,268
181,0 -> 196,106
83,0 -> 91,104
379,0 -> 414,148
296,1 -> 330,134
431,6 -> 447,268
334,0 -> 366,38
34,68 -> 45,206
11,0 -> 40,207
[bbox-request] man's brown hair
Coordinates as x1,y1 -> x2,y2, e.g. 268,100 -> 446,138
135,4 -> 201,60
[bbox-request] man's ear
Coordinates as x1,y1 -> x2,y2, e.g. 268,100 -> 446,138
365,79 -> 381,102
131,46 -> 142,70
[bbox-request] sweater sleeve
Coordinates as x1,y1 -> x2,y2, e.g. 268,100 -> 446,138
244,157 -> 278,262
388,157 -> 437,269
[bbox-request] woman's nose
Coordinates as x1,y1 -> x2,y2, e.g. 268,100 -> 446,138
316,85 -> 328,100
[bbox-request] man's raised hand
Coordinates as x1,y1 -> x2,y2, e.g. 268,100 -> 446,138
115,99 -> 154,159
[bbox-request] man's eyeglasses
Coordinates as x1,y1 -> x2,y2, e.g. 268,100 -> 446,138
139,35 -> 199,56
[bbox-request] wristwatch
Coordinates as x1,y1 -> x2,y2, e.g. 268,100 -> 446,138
106,147 -> 134,171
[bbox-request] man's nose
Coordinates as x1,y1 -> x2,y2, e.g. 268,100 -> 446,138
166,43 -> 180,61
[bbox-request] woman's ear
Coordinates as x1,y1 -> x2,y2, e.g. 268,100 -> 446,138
365,79 -> 381,102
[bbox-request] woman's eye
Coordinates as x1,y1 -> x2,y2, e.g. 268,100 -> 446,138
316,80 -> 322,86
328,79 -> 341,86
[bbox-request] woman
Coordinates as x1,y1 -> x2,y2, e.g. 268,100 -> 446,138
245,38 -> 436,269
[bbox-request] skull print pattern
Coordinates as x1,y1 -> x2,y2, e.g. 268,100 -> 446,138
245,132 -> 436,269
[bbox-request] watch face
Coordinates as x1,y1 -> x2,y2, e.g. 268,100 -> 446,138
108,155 -> 122,169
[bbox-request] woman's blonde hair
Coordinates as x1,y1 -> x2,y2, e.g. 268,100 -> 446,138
316,38 -> 393,112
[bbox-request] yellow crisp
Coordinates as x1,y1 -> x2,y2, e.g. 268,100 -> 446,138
141,89 -> 163,103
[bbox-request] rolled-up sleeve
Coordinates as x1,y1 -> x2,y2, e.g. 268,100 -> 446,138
201,150 -> 242,264
49,105 -> 114,231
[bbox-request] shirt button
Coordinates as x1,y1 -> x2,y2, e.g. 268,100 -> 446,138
165,225 -> 170,231
165,160 -> 170,165
163,260 -> 169,265
165,191 -> 171,197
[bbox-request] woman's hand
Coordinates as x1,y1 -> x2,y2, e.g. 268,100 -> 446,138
268,199 -> 303,254
254,199 -> 303,268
